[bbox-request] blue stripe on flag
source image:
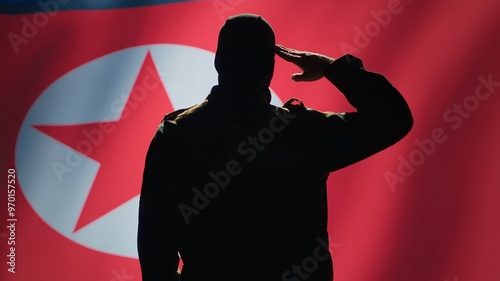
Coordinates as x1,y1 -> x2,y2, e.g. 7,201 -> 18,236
0,0 -> 197,15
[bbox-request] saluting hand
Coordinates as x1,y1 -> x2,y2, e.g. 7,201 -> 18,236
275,44 -> 335,82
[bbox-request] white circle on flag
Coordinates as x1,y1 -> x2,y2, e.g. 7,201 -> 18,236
15,44 -> 282,258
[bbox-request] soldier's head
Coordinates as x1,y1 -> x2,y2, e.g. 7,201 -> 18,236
214,13 -> 276,89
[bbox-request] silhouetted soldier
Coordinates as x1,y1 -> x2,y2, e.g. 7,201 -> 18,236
138,13 -> 412,281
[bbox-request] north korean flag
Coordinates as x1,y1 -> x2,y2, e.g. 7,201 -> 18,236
1,0 -> 500,281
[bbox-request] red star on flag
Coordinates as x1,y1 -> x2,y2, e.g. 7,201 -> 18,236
34,51 -> 174,232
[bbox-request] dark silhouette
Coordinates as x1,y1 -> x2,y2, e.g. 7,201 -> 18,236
138,13 -> 413,281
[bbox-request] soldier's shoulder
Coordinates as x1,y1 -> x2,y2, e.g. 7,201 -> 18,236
282,98 -> 306,112
279,98 -> 324,117
277,98 -> 339,128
